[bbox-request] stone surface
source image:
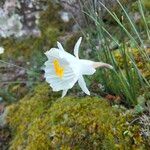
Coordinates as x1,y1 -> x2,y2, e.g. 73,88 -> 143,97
58,0 -> 136,25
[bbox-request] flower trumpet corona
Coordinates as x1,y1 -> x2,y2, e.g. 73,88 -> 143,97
44,37 -> 113,98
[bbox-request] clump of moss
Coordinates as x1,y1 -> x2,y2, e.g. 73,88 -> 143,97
6,85 -> 148,149
7,82 -> 60,124
6,83 -> 60,148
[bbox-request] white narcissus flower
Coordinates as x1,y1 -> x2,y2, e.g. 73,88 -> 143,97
44,37 -> 113,98
0,47 -> 4,54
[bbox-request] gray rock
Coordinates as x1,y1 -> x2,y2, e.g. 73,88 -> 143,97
58,0 -> 136,26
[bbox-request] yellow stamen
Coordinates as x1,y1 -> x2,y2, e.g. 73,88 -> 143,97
53,59 -> 64,78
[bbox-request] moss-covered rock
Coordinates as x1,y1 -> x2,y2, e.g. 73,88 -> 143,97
6,83 -> 148,149
6,83 -> 60,148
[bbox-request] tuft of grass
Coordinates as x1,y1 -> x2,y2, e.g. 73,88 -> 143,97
80,0 -> 150,106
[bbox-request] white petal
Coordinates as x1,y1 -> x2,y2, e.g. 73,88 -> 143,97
80,65 -> 96,75
0,47 -> 4,54
61,89 -> 68,98
45,48 -> 77,64
44,48 -> 59,59
78,76 -> 90,95
74,37 -> 82,58
57,42 -> 65,51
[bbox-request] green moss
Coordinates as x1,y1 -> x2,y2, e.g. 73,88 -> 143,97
6,85 -> 148,149
142,0 -> 150,10
7,83 -> 60,148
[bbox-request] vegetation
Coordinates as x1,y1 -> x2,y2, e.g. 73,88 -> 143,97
0,0 -> 149,149
7,84 -> 148,149
0,1 -> 65,102
81,0 -> 150,106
